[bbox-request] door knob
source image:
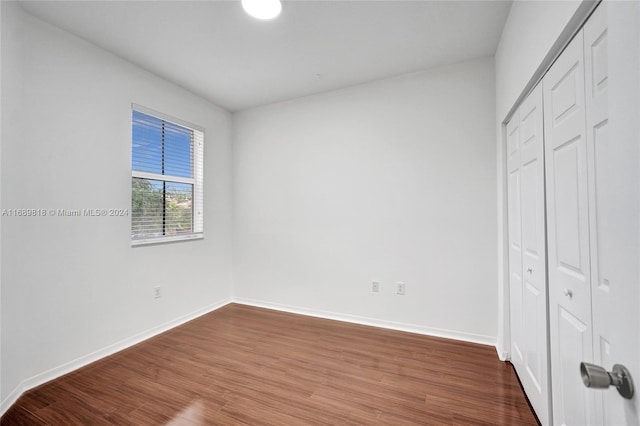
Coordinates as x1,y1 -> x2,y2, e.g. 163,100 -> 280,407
563,288 -> 573,299
580,362 -> 635,399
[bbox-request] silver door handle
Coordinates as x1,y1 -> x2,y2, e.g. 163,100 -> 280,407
580,362 -> 635,399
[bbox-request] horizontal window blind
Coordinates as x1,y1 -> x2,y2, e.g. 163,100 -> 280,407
131,107 -> 203,244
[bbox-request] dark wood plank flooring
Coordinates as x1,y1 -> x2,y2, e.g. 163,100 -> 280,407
1,303 -> 539,425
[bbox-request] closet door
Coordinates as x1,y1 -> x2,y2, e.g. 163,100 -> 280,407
507,84 -> 550,425
544,30 -> 596,426
584,6 -> 610,423
585,3 -> 640,424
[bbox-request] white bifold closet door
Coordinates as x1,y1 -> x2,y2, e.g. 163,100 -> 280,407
507,83 -> 550,425
545,3 -> 640,424
587,3 -> 640,423
544,26 -> 595,426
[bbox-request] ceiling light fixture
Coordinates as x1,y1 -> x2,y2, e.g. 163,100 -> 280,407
242,0 -> 282,20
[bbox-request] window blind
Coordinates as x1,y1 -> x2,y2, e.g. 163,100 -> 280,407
131,106 -> 203,244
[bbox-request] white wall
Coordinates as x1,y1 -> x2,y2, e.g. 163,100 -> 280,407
494,0 -> 585,358
0,2 -> 233,411
233,58 -> 498,343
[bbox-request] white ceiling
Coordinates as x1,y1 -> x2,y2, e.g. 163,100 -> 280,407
19,0 -> 513,112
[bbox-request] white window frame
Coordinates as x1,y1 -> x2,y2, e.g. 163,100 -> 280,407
131,104 -> 204,246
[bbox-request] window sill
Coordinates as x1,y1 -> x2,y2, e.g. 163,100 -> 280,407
131,233 -> 203,247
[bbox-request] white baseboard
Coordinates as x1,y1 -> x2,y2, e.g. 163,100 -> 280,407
496,343 -> 511,361
0,297 -> 233,416
233,297 -> 498,347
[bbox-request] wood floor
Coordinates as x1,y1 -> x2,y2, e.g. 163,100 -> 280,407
2,304 -> 539,425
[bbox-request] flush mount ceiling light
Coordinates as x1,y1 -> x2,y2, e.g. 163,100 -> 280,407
242,0 -> 282,20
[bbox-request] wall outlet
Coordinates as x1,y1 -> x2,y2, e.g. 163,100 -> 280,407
153,286 -> 161,299
372,281 -> 380,292
396,282 -> 405,295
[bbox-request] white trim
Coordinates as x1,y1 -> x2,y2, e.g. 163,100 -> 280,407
497,119 -> 511,363
131,232 -> 203,247
0,297 -> 232,416
497,349 -> 510,362
192,129 -> 204,233
132,170 -> 195,185
233,297 -> 497,347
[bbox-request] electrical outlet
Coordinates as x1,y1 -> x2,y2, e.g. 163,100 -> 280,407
154,286 -> 161,299
372,281 -> 380,292
396,282 -> 405,295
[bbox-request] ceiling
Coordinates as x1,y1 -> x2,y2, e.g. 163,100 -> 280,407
19,0 -> 513,112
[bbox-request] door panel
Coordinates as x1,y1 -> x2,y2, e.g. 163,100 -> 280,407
524,281 -> 541,389
519,85 -> 550,425
522,160 -> 539,256
585,9 -> 611,423
558,306 -> 590,426
507,114 -> 521,167
507,114 -> 525,366
544,30 -> 595,426
586,3 -> 640,424
552,139 -> 588,283
508,84 -> 550,425
550,64 -> 581,126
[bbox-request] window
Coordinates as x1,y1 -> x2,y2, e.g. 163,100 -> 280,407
131,105 -> 203,245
